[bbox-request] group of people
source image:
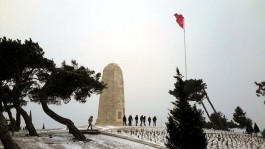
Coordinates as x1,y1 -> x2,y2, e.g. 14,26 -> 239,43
123,115 -> 157,127
87,114 -> 157,130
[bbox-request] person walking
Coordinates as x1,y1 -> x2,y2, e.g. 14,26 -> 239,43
152,116 -> 157,126
123,115 -> 127,126
87,116 -> 93,130
135,115 -> 138,126
128,115 -> 133,126
148,117 -> 151,126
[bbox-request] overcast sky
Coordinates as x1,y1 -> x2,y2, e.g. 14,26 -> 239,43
1,0 -> 265,129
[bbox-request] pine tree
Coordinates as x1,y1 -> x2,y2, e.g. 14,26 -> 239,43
233,106 -> 252,128
42,123 -> 45,129
165,68 -> 207,149
246,123 -> 254,134
254,123 -> 260,134
210,112 -> 228,130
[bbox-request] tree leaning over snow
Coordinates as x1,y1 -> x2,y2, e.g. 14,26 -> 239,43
0,37 -> 106,141
0,37 -> 51,136
183,78 -> 225,130
165,68 -> 207,149
29,60 -> 106,141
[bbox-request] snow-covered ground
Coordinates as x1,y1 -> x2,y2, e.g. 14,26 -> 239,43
1,126 -> 265,149
1,127 -> 155,149
101,126 -> 265,149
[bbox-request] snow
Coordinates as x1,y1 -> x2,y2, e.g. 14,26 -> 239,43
100,126 -> 265,149
1,127 -> 156,149
1,126 -> 265,149
102,126 -> 167,146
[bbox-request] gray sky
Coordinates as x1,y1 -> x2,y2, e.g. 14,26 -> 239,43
1,0 -> 265,129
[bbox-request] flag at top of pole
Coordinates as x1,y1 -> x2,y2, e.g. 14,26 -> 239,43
174,13 -> 187,79
174,13 -> 184,29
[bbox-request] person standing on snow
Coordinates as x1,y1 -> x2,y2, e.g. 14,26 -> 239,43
135,115 -> 138,126
143,116 -> 146,126
148,117 -> 151,126
152,116 -> 157,126
123,115 -> 127,126
128,115 -> 133,126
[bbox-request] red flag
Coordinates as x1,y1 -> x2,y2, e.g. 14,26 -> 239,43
174,13 -> 184,29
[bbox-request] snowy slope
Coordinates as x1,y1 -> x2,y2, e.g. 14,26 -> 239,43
1,126 -> 264,149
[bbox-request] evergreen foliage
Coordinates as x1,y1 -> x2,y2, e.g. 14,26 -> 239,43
0,37 -> 50,136
182,78 -> 225,130
227,120 -> 238,129
255,81 -> 265,104
165,68 -> 207,149
233,106 -> 252,128
254,123 -> 260,134
246,123 -> 254,134
255,81 -> 265,97
0,37 -> 106,141
203,117 -> 237,130
209,112 -> 228,130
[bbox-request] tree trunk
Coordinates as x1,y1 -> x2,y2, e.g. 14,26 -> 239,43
15,109 -> 21,131
203,89 -> 226,130
0,112 -> 21,149
3,100 -> 15,129
203,89 -> 217,113
200,101 -> 211,121
39,70 -> 86,141
41,98 -> 86,141
0,101 -> 2,112
13,103 -> 38,136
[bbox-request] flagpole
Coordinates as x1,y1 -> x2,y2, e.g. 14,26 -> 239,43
175,13 -> 187,79
184,19 -> 187,79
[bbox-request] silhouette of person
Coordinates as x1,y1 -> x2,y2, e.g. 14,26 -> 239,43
152,116 -> 157,126
123,115 -> 127,126
148,117 -> 151,126
87,116 -> 93,130
143,116 -> 146,126
140,115 -> 143,126
128,115 -> 133,126
135,115 -> 138,126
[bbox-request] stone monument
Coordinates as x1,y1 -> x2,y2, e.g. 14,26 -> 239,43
96,63 -> 125,126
